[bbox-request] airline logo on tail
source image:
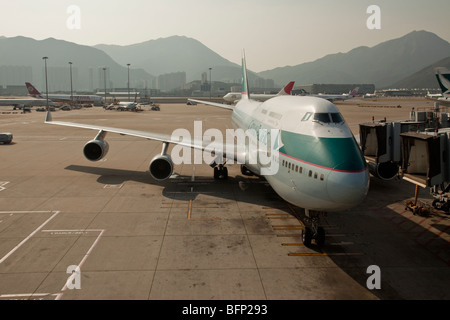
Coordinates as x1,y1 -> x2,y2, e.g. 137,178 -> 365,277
435,67 -> 450,95
26,82 -> 43,98
280,81 -> 295,95
349,87 -> 359,96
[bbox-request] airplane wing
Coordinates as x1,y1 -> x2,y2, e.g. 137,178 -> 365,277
45,111 -> 243,162
187,99 -> 234,110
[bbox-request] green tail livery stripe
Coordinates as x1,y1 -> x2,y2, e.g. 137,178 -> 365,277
279,131 -> 367,173
241,55 -> 249,97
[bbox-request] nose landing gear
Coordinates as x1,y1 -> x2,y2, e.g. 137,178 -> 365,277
301,209 -> 326,247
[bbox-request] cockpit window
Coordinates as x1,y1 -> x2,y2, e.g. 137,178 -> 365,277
330,113 -> 344,123
313,113 -> 331,123
304,112 -> 345,124
302,112 -> 313,121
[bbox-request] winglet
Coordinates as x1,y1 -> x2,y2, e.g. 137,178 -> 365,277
45,111 -> 52,123
241,50 -> 250,100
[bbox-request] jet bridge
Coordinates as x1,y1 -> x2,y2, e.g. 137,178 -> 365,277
401,130 -> 450,212
359,103 -> 450,212
359,121 -> 402,180
400,131 -> 446,188
359,104 -> 449,181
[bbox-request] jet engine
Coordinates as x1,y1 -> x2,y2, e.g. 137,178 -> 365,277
368,161 -> 398,180
83,139 -> 109,161
149,154 -> 174,180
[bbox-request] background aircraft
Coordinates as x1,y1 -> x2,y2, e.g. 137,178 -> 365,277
26,82 -> 103,105
222,81 -> 295,103
0,97 -> 51,110
312,87 -> 359,102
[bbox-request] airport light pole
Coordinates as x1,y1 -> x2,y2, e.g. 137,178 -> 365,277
43,57 -> 49,111
103,67 -> 107,105
127,63 -> 131,102
209,67 -> 212,101
69,62 -> 73,105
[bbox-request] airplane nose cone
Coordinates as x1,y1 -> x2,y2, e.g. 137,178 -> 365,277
326,164 -> 369,210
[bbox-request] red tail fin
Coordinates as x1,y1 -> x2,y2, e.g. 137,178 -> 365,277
277,81 -> 295,96
283,81 -> 295,95
25,82 -> 42,97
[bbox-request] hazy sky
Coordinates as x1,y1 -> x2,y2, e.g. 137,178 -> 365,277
1,0 -> 449,72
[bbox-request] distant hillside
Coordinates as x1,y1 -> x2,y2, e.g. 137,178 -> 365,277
389,55 -> 450,89
258,30 -> 450,88
0,36 -> 154,92
96,36 -> 243,82
1,31 -> 450,93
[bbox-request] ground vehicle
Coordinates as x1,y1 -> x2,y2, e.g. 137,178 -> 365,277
0,133 -> 13,144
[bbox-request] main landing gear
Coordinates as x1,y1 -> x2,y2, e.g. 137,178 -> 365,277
213,164 -> 228,180
301,209 -> 326,247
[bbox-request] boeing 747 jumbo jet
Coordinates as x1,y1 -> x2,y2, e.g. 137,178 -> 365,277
222,81 -> 295,103
26,82 -> 103,105
45,53 -> 369,246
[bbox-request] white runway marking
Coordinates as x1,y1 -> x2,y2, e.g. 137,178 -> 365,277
41,228 -> 105,299
0,211 -> 60,264
0,182 -> 9,192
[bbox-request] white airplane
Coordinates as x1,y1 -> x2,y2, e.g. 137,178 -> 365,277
112,93 -> 141,111
222,81 -> 295,103
435,67 -> 450,102
364,93 -> 378,98
44,53 -> 369,246
313,87 -> 359,102
0,97 -> 51,110
26,82 -> 103,105
115,101 -> 139,111
426,91 -> 442,99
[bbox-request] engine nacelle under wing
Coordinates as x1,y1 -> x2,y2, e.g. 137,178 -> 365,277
149,154 -> 174,180
83,139 -> 109,161
368,161 -> 399,180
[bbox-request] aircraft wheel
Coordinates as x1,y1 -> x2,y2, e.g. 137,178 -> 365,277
240,165 -> 253,176
302,227 -> 312,247
214,166 -> 228,180
222,167 -> 228,179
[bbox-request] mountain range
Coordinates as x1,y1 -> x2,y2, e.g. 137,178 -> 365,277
95,36 -> 238,82
0,30 -> 449,92
258,30 -> 450,88
389,55 -> 450,89
0,36 -> 154,93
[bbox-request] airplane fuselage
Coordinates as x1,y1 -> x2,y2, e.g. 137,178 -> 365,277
38,94 -> 103,104
231,95 -> 369,212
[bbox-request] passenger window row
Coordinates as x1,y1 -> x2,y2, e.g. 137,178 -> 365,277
281,159 -> 324,181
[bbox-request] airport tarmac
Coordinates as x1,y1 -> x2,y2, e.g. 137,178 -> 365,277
0,97 -> 449,300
